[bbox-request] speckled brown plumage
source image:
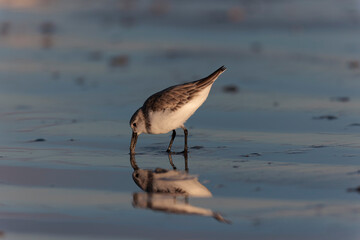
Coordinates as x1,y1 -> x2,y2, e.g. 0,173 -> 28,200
142,66 -> 226,113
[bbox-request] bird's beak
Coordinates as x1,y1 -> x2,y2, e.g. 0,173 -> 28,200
130,154 -> 139,170
130,131 -> 138,154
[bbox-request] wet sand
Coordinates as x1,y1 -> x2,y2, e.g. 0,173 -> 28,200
0,0 -> 360,239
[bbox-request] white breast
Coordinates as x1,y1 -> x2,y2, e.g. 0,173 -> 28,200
148,86 -> 212,134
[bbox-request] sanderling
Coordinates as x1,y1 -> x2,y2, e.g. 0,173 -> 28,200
132,167 -> 212,197
130,153 -> 211,196
130,66 -> 227,154
130,154 -> 231,223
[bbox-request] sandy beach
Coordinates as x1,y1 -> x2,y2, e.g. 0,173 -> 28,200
0,0 -> 359,239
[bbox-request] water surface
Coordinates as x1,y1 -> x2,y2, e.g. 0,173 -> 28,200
0,0 -> 359,239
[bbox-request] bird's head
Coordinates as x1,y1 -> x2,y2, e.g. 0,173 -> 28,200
129,108 -> 146,135
129,108 -> 146,154
132,169 -> 151,191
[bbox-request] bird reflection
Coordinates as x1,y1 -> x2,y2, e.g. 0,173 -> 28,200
130,153 -> 231,224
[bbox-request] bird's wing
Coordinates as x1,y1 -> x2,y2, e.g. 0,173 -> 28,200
143,66 -> 226,112
143,83 -> 199,112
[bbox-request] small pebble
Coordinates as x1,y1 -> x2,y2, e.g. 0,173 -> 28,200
33,138 -> 46,142
347,186 -> 360,193
330,97 -> 350,102
228,6 -> 245,23
240,153 -> 261,157
287,150 -> 305,155
190,146 -> 203,149
233,160 -> 249,163
74,77 -> 85,86
347,170 -> 360,175
348,60 -> 359,69
312,115 -> 337,120
40,22 -> 56,35
1,21 -> 10,36
109,55 -> 129,67
310,145 -> 327,148
222,84 -> 239,94
150,0 -> 170,16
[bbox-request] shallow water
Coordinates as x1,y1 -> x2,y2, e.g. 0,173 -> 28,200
0,0 -> 360,239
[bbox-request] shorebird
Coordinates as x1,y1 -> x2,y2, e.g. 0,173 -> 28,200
130,66 -> 226,154
130,153 -> 209,196
132,167 -> 212,197
130,153 -> 231,223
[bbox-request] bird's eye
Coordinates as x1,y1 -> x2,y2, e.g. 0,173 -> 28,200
133,123 -> 137,127
135,173 -> 139,178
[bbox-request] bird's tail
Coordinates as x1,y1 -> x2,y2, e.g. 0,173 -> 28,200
195,66 -> 227,89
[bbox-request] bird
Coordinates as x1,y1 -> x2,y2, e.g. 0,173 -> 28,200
130,151 -> 209,196
130,66 -> 227,154
130,152 -> 231,224
132,167 -> 212,197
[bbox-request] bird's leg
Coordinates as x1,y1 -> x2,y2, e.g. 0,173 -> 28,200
184,150 -> 189,172
166,130 -> 176,153
182,127 -> 188,153
167,152 -> 177,170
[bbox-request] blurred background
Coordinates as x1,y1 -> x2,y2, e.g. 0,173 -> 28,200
1,0 -> 360,134
0,0 -> 360,239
